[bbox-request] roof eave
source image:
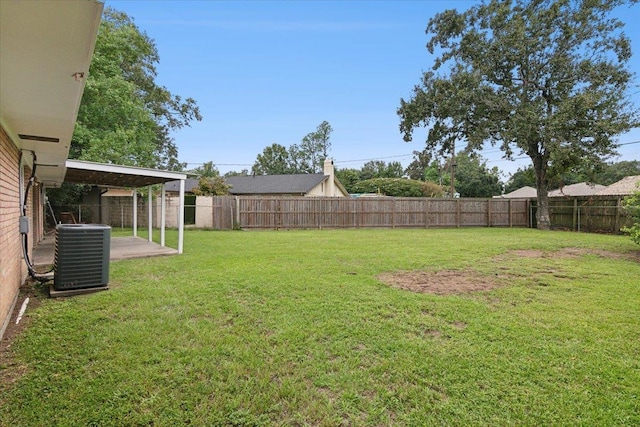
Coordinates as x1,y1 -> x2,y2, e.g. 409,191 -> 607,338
0,0 -> 104,185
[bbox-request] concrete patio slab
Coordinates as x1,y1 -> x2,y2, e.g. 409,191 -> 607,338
33,234 -> 178,267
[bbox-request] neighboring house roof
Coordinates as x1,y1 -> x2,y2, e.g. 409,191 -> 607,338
549,182 -> 606,197
165,173 -> 344,196
596,175 -> 640,196
225,174 -> 327,195
493,186 -> 537,198
165,178 -> 199,193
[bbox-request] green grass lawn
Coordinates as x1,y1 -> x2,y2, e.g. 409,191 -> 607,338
2,228 -> 639,426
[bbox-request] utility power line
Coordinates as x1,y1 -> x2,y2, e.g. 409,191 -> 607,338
183,139 -> 640,168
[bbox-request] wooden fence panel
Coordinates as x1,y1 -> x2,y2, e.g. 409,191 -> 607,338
425,199 -> 457,227
205,196 -> 534,230
238,197 -> 277,229
459,199 -> 487,226
393,198 -> 427,228
547,196 -> 630,233
490,199 -> 509,227
212,196 -> 235,230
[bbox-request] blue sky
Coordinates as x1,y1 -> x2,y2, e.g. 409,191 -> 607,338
108,0 -> 640,179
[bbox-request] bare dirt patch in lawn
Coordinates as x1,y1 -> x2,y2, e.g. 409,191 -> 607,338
378,269 -> 502,296
557,247 -> 640,263
501,247 -> 640,263
511,249 -> 544,258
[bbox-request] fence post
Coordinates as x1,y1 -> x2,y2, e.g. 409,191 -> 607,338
614,197 -> 621,234
487,199 -> 491,227
235,197 -> 241,228
572,199 -> 578,231
353,199 -> 357,228
456,198 -> 461,228
212,196 -> 222,230
392,199 -> 396,229
508,199 -> 512,228
424,199 -> 429,229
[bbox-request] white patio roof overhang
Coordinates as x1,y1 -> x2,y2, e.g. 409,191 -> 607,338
64,159 -> 188,254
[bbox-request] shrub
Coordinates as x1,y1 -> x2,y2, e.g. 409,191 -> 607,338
621,186 -> 640,245
352,178 -> 445,197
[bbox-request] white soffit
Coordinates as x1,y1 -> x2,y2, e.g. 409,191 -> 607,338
0,0 -> 103,186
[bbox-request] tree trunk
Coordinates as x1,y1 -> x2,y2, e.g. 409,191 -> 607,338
532,154 -> 551,230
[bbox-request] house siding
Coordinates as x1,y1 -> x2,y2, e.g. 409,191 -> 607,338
0,125 -> 28,338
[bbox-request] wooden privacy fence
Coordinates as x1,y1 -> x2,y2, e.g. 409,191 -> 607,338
71,195 -> 634,234
544,196 -> 634,234
199,196 -> 530,230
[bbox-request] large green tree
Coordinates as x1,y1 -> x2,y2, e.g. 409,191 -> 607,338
504,166 -> 537,194
73,8 -> 201,170
252,121 -> 333,175
404,148 -> 433,181
398,0 -> 638,229
252,143 -> 292,175
336,161 -> 406,193
334,168 -> 362,194
360,160 -> 405,180
505,160 -> 640,193
424,153 -> 503,197
299,120 -> 333,173
454,152 -> 503,197
598,160 -> 640,185
189,161 -> 220,178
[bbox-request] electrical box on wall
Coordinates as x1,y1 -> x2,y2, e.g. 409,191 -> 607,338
19,216 -> 29,234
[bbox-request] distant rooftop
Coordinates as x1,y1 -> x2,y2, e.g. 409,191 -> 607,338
597,175 -> 640,196
548,182 -> 606,197
164,174 -> 328,195
493,186 -> 536,199
225,174 -> 326,195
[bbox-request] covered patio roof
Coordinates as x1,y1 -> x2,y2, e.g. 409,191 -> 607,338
63,159 -> 188,254
65,159 -> 187,188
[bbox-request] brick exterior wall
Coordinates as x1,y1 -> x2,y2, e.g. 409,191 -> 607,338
0,125 -> 27,337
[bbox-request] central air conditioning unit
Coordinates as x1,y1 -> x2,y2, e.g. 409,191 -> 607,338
54,224 -> 111,291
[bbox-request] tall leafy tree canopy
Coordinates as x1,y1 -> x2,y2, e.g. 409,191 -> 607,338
404,148 -> 433,181
504,166 -> 537,194
398,0 -> 638,229
299,120 -> 333,173
360,160 -> 405,180
251,121 -> 333,175
423,153 -> 503,197
72,8 -> 201,170
453,152 -> 503,197
504,159 -> 640,193
252,143 -> 292,175
336,160 -> 406,193
189,161 -> 220,178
